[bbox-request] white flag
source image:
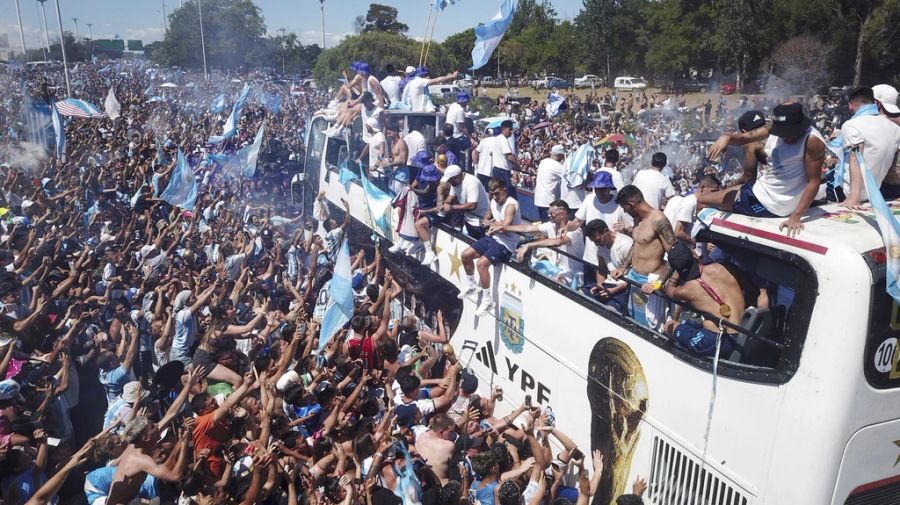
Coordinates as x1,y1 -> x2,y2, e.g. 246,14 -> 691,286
104,87 -> 121,121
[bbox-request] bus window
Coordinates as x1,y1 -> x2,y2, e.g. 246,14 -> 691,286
863,274 -> 900,389
305,118 -> 327,172
408,115 -> 437,140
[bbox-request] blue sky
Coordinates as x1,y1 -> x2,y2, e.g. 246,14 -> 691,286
1,0 -> 584,51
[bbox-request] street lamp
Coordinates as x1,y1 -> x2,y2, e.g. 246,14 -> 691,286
53,0 -> 71,96
197,0 -> 208,81
87,23 -> 93,40
36,0 -> 51,61
72,17 -> 78,40
14,0 -> 27,62
319,0 -> 325,49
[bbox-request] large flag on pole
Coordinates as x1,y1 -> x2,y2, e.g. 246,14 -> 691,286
104,87 -> 121,120
209,83 -> 251,144
56,98 -> 106,118
434,0 -> 458,9
469,0 -> 517,70
318,238 -> 354,352
358,162 -> 393,237
50,101 -> 65,160
210,94 -> 226,113
563,143 -> 593,189
160,149 -> 198,210
547,91 -> 567,118
856,151 -> 900,304
224,122 -> 266,178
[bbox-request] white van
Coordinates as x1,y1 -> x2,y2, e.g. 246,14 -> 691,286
428,84 -> 461,100
613,76 -> 648,90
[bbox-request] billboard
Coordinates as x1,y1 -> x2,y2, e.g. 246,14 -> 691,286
95,39 -> 125,52
127,40 -> 143,51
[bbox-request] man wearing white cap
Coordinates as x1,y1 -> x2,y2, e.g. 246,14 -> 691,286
838,85 -> 900,207
534,145 -> 567,221
872,84 -> 900,199
357,117 -> 387,182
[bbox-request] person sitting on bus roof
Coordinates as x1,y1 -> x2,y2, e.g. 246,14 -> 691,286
610,185 -> 676,331
702,102 -> 827,237
584,219 -> 632,315
662,242 -> 762,358
488,200 -> 583,286
323,63 -> 383,138
458,177 -> 522,317
441,164 -> 490,240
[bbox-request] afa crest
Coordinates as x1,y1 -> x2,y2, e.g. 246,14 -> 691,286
499,286 -> 524,354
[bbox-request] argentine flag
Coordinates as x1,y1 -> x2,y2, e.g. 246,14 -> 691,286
434,0 -> 458,9
210,94 -> 226,113
209,83 -> 251,144
318,238 -> 354,352
51,101 -> 65,160
547,91 -> 567,118
470,0 -> 517,70
224,122 -> 266,178
563,143 -> 593,189
160,150 -> 198,210
857,151 -> 900,304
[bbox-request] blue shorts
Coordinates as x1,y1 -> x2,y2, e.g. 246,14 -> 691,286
471,237 -> 512,265
673,320 -> 735,357
732,182 -> 777,218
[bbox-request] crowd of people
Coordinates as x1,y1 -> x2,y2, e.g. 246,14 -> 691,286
0,58 -> 663,505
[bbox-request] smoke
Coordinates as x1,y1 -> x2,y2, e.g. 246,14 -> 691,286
2,142 -> 49,176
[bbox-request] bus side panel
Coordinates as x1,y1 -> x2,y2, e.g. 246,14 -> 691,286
832,418 -> 900,504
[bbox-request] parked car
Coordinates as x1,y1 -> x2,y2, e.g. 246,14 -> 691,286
673,78 -> 710,93
454,78 -> 476,89
574,74 -> 604,88
547,78 -> 572,90
720,82 -> 737,95
429,84 -> 462,100
613,76 -> 648,91
480,76 -> 500,87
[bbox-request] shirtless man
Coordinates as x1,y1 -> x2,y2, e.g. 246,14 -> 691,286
415,413 -> 457,485
662,243 -> 762,357
611,185 -> 676,330
106,416 -> 189,505
383,124 -> 409,175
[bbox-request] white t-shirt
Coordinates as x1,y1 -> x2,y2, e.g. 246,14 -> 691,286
490,197 -> 522,252
631,169 -> 676,210
405,77 -> 432,112
841,115 -> 900,201
598,166 -> 625,190
446,103 -> 467,137
474,136 -> 495,177
367,131 -> 387,172
754,127 -> 824,216
576,193 -> 632,265
598,232 -> 633,288
663,194 -> 696,232
360,105 -> 383,143
490,135 -> 512,171
380,75 -> 402,104
534,158 -> 565,207
537,221 -> 584,281
451,173 -> 490,227
404,130 -> 426,165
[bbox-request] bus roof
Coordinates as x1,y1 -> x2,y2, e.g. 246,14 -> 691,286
702,199 -> 894,258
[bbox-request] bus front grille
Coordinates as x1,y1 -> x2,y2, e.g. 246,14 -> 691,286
649,436 -> 750,505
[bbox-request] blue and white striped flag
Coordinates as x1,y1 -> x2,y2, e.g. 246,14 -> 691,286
20,92 -> 51,152
318,238 -> 354,352
547,91 -> 567,118
856,151 -> 900,304
209,83 -> 251,144
469,0 -> 517,70
56,98 -> 105,118
358,161 -> 393,237
51,101 -> 65,160
563,143 -> 593,189
224,122 -> 266,178
434,0 -> 458,9
210,94 -> 226,113
160,149 -> 198,210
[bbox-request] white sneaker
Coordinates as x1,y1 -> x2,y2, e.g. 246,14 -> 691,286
324,126 -> 343,139
421,249 -> 437,265
406,242 -> 424,255
388,240 -> 407,254
476,300 -> 495,317
458,285 -> 479,300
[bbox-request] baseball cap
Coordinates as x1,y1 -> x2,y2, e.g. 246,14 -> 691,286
121,381 -> 149,404
405,66 -> 416,75
737,110 -> 766,132
588,171 -> 615,189
352,272 -> 366,291
770,103 -> 810,139
0,379 -> 20,401
873,84 -> 900,114
460,372 -> 478,395
365,117 -> 381,131
550,144 -> 565,155
668,242 -> 700,284
440,164 -> 462,183
21,200 -> 34,210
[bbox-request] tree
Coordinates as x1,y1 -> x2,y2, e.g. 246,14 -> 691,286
153,0 -> 269,70
359,3 -> 409,34
766,35 -> 834,96
713,0 -> 769,90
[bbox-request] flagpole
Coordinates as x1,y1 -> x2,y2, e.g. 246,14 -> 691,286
14,0 -> 27,62
197,0 -> 208,81
419,1 -> 434,67
423,8 -> 440,67
53,0 -> 71,97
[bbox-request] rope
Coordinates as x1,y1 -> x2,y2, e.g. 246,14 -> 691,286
700,321 -> 725,468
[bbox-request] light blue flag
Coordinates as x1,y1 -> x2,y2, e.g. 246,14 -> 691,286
856,151 -> 900,304
210,94 -> 226,113
547,91 -> 567,118
434,0 -> 458,9
829,103 -> 880,186
224,122 -> 266,178
563,143 -> 594,189
259,91 -> 281,114
209,83 -> 252,144
318,238 -> 354,352
50,101 -> 65,160
470,0 -> 517,70
358,161 -> 393,237
339,160 -> 360,190
160,149 -> 198,210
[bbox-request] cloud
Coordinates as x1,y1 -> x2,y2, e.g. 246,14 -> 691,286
3,24 -> 48,51
296,30 -> 350,48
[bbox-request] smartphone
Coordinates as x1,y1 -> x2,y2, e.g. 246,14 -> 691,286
570,448 -> 584,461
525,394 -> 532,408
47,437 -> 61,447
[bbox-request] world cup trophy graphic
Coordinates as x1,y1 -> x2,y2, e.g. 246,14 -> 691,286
587,338 -> 649,505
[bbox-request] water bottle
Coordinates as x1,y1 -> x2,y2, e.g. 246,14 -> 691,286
573,272 -> 584,291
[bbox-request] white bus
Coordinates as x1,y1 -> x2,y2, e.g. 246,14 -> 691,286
302,111 -> 900,505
